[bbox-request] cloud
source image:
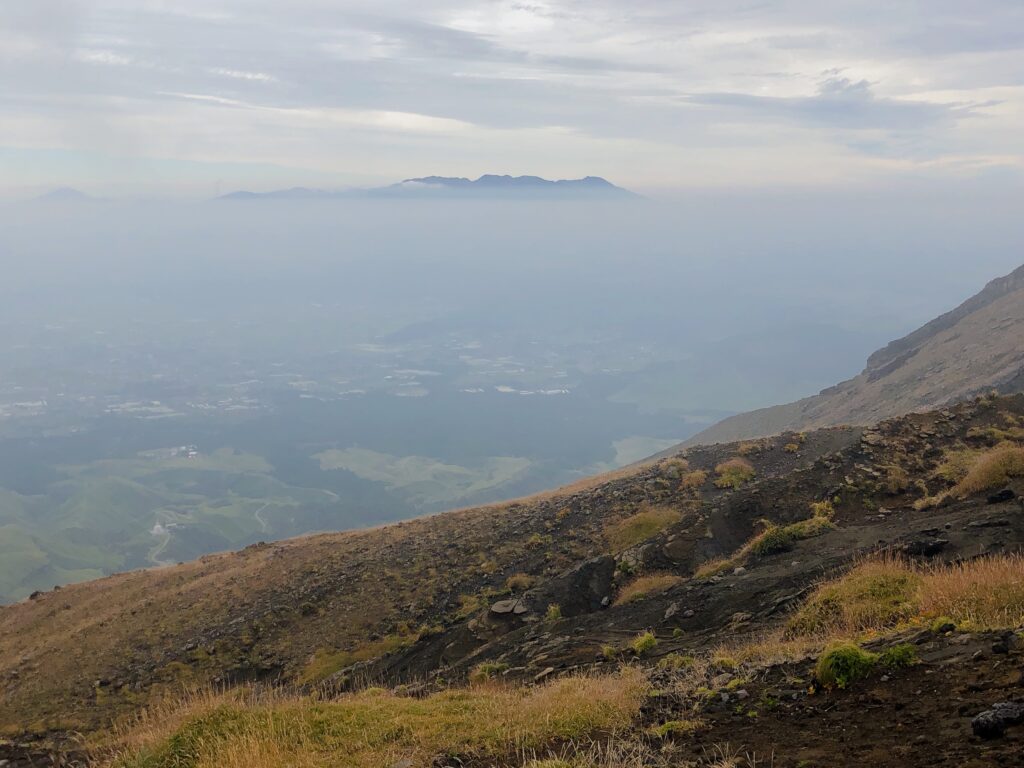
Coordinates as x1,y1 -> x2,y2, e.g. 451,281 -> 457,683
0,0 -> 1022,192
208,68 -> 276,82
686,76 -> 984,132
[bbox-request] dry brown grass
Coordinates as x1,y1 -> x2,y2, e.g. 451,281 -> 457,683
722,553 -> 1024,666
949,442 -> 1024,498
917,554 -> 1024,628
613,574 -> 682,606
680,470 -> 708,490
109,670 -> 648,768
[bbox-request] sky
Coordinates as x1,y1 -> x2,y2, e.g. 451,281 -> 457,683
2,0 -> 1023,197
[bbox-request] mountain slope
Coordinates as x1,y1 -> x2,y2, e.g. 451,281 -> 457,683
5,394 -> 1024,767
685,263 -> 1024,446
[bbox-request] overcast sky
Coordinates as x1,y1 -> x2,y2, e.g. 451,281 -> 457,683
2,0 -> 1022,196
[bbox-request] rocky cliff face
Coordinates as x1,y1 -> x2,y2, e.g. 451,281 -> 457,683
684,263 -> 1024,446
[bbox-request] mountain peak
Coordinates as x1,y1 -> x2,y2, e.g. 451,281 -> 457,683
36,187 -> 91,201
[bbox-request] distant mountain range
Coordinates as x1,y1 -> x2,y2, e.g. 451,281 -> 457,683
681,262 -> 1024,446
36,187 -> 93,202
221,174 -> 640,200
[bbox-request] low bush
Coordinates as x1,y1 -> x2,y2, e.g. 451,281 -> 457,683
878,643 -> 917,669
714,458 -> 756,489
814,643 -> 877,689
680,470 -> 708,490
630,631 -> 657,655
545,604 -> 563,622
469,661 -> 510,684
749,517 -> 833,557
505,573 -> 535,592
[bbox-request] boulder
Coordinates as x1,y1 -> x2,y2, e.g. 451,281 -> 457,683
972,701 -> 1024,739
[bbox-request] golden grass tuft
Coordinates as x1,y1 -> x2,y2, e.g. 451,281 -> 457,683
949,442 -> 1024,498
613,574 -> 682,606
788,553 -> 1024,639
111,670 -> 648,768
680,470 -> 708,490
917,554 -> 1024,629
605,507 -> 681,551
713,458 -> 755,489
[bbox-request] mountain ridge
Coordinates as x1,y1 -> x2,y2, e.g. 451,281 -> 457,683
220,174 -> 639,200
682,262 -> 1024,447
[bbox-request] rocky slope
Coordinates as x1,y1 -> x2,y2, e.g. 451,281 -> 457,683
3,395 -> 1024,766
684,263 -> 1024,446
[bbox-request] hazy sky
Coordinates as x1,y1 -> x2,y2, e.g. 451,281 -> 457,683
2,0 -> 1022,196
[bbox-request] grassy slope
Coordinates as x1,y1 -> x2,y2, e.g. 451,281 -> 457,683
4,395 -> 1024,768
0,424 -> 843,735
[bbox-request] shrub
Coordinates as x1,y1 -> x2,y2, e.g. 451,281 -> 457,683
680,470 -> 708,490
657,653 -> 695,671
630,631 -> 657,655
469,661 -> 510,684
950,443 -> 1024,498
613,574 -> 682,606
660,457 -> 690,475
545,604 -> 563,622
784,443 -> 800,453
605,506 -> 681,551
878,643 -> 917,669
737,441 -> 762,456
885,466 -> 909,494
505,573 -> 535,592
749,517 -> 833,557
809,500 -> 835,519
814,643 -> 877,689
714,458 -> 755,489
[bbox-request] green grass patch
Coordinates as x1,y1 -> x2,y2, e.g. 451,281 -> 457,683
814,643 -> 877,689
605,507 -> 681,551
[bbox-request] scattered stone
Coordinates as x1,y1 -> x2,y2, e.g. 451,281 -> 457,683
682,609 -> 695,619
534,666 -> 555,683
967,518 -> 1010,529
992,640 -> 1010,655
972,702 -> 1024,739
664,602 -> 679,620
972,650 -> 985,661
733,566 -> 746,575
735,689 -> 749,700
933,621 -> 956,635
987,488 -> 1016,504
490,599 -> 524,616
